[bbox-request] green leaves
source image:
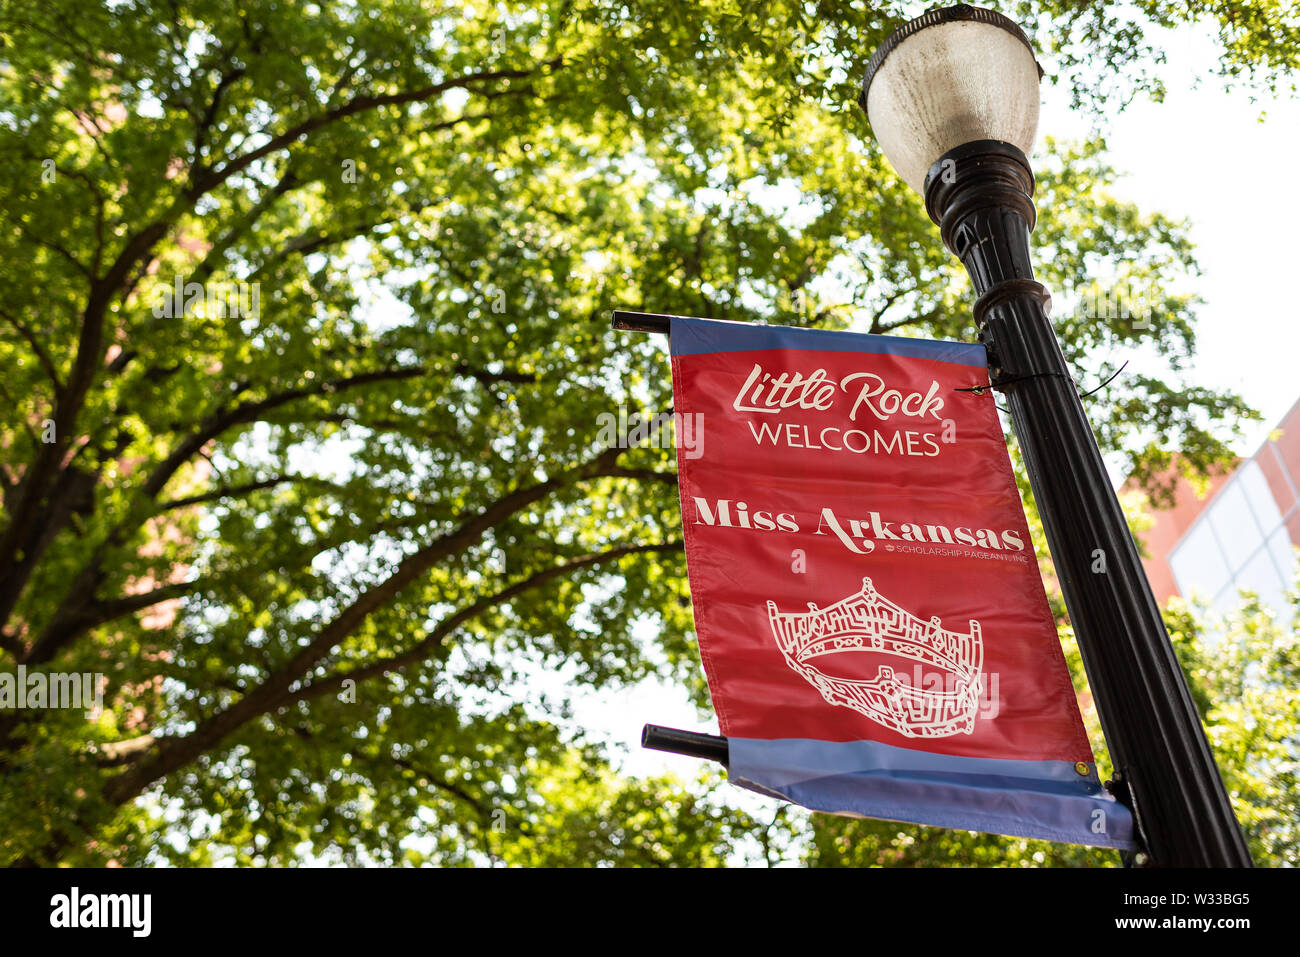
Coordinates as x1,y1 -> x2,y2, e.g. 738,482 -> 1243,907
1165,593 -> 1300,865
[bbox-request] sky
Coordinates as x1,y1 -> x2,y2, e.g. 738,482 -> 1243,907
1040,23 -> 1300,456
569,17 -> 1300,783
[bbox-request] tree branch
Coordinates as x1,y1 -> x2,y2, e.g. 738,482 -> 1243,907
249,200 -> 431,278
287,540 -> 683,706
189,166 -> 303,287
603,467 -> 678,485
192,58 -> 563,198
15,357 -> 536,673
0,219 -> 172,630
192,66 -> 248,166
100,447 -> 650,800
0,54 -> 564,628
23,579 -> 195,667
155,476 -> 294,511
867,290 -> 905,334
95,734 -> 158,768
141,366 -> 428,500
390,755 -> 490,818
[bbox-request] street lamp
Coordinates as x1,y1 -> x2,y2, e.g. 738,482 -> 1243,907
861,4 -> 1251,867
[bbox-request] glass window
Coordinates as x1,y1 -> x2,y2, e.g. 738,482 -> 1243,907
1206,478 -> 1265,572
1238,460 -> 1285,534
1170,517 -> 1233,602
1235,545 -> 1287,615
1268,526 -> 1298,595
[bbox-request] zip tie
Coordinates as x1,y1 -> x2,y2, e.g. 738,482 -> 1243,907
954,360 -> 1127,398
953,371 -> 1070,395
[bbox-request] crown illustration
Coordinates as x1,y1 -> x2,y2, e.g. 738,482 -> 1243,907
765,577 -> 983,737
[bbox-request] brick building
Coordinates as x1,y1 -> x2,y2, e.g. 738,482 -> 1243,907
1135,398 -> 1300,622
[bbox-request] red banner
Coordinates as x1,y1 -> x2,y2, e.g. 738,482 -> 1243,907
669,315 -> 1133,848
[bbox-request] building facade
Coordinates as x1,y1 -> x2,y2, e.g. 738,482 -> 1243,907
1137,398 -> 1300,623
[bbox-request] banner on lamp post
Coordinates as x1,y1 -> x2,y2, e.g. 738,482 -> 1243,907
667,315 -> 1134,850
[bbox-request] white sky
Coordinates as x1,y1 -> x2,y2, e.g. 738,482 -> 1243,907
1039,23 -> 1300,455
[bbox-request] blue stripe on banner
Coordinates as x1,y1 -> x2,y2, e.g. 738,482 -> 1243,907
668,315 -> 988,368
728,737 -> 1136,850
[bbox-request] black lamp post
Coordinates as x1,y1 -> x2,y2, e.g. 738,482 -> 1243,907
861,4 -> 1251,867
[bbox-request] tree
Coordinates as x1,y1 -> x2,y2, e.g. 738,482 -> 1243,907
1164,594 -> 1300,865
0,0 -> 1292,865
